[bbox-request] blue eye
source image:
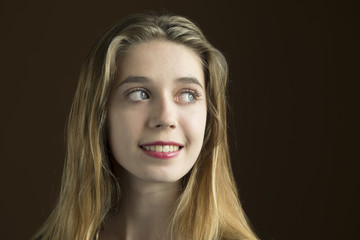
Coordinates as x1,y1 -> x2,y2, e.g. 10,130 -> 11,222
178,89 -> 201,103
179,92 -> 195,103
127,89 -> 149,101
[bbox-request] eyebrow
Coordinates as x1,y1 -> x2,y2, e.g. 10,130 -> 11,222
176,77 -> 204,90
117,76 -> 150,88
117,76 -> 204,90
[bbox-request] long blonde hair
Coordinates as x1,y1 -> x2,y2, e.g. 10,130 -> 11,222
33,12 -> 258,240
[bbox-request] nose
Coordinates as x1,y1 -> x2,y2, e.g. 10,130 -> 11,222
148,95 -> 177,129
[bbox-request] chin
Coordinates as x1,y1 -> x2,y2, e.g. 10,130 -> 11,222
141,172 -> 183,183
133,166 -> 189,184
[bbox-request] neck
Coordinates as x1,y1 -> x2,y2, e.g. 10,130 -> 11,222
101,167 -> 181,240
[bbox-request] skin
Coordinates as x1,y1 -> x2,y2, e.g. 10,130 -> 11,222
102,40 -> 207,240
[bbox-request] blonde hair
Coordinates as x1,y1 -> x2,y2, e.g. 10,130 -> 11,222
33,12 -> 258,240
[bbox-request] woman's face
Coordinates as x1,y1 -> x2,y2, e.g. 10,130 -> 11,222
107,40 -> 207,183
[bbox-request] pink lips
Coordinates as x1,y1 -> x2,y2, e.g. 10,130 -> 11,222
139,141 -> 183,159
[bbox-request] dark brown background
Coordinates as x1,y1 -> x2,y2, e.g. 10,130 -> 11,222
0,0 -> 358,239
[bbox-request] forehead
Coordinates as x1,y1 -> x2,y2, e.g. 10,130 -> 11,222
116,40 -> 205,87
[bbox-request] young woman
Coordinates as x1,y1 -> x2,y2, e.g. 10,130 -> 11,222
34,12 -> 258,240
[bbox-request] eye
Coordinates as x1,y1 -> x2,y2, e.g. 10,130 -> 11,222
177,89 -> 201,103
127,89 -> 150,101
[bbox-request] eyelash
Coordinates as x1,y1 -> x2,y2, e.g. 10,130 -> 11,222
178,88 -> 202,103
126,88 -> 149,101
125,87 -> 202,103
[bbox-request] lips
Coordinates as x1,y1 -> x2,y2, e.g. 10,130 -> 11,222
139,141 -> 183,159
141,145 -> 181,152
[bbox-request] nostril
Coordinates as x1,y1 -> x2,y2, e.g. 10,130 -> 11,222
154,123 -> 176,129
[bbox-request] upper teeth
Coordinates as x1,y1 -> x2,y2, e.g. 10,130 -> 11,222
142,145 -> 180,152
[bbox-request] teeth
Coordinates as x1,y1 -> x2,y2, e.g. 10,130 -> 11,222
163,145 -> 169,152
156,145 -> 162,152
142,145 -> 181,152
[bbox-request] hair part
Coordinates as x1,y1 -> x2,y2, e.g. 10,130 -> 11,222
33,12 -> 258,240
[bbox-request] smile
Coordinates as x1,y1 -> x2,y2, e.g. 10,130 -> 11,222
140,145 -> 181,152
139,141 -> 184,159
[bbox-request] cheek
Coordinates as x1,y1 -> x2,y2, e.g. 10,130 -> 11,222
107,109 -> 145,151
180,105 -> 207,145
